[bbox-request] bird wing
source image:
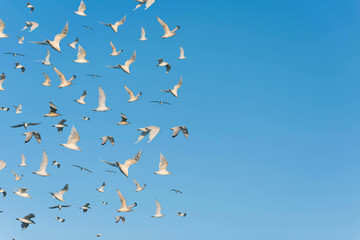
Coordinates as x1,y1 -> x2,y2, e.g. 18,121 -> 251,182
21,153 -> 26,164
159,153 -> 169,171
136,130 -> 149,143
101,160 -> 119,169
155,200 -> 161,215
124,50 -> 136,67
172,25 -> 180,33
166,64 -> 171,74
117,189 -> 127,208
53,66 -> 66,84
53,22 -> 68,43
145,0 -> 155,9
148,127 -> 160,143
43,73 -> 51,83
49,102 -> 58,113
45,49 -> 50,61
141,26 -> 146,38
11,124 -> 23,128
58,184 -> 69,196
67,126 -> 80,144
78,0 -> 86,12
173,77 -> 183,91
34,132 -> 41,143
133,179 -> 140,188
98,86 -> 106,108
101,137 -> 108,145
124,85 -> 135,98
28,122 -> 40,126
24,213 -> 35,220
0,19 -> 5,33
29,22 -> 39,32
179,46 -> 184,57
121,113 -> 127,121
171,127 -> 181,138
39,150 -> 49,172
12,171 -> 18,178
180,126 -> 189,138
114,15 -> 126,27
110,41 -> 116,52
24,132 -> 33,143
157,17 -> 170,34
79,90 -> 87,100
77,45 -> 87,60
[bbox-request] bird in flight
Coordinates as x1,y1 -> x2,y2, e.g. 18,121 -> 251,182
72,165 -> 92,173
102,149 -> 142,178
52,119 -> 67,133
12,171 -> 23,181
18,153 -> 27,167
31,22 -> 68,52
152,200 -> 164,218
81,25 -> 94,31
86,73 -> 102,78
53,66 -> 76,88
157,17 -> 180,39
48,205 -> 71,211
99,15 -> 126,33
41,73 -> 51,86
44,102 -> 61,117
13,104 -> 22,114
154,153 -> 172,175
25,3 -> 34,13
13,188 -> 31,198
52,161 -> 61,168
35,49 -> 51,65
161,76 -> 183,97
171,126 -> 189,138
4,52 -> 25,57
115,216 -> 125,223
74,90 -> 87,105
21,21 -> 39,32
116,189 -> 137,212
55,217 -> 65,223
16,213 -> 36,230
18,36 -> 24,44
139,26 -> 147,41
124,85 -> 142,102
68,37 -> 79,49
177,212 -> 187,217
170,189 -> 183,194
178,46 -> 186,59
0,19 -> 9,38
133,179 -> 146,192
100,136 -> 115,146
11,122 -> 40,130
73,45 -> 89,63
96,182 -> 106,193
117,113 -> 130,125
107,50 -> 136,74
133,0 -> 155,11
136,126 -> 160,144
93,86 -> 110,112
23,131 -> 41,143
74,0 -> 87,16
51,184 -> 69,202
150,101 -> 171,105
60,126 -> 81,151
109,41 -> 123,56
156,59 -> 171,74
80,203 -> 91,213
14,62 -> 26,74
32,150 -> 50,176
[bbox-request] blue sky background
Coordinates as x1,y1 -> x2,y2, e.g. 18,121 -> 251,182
0,0 -> 360,239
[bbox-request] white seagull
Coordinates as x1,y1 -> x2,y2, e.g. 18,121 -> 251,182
0,73 -> 5,91
23,131 -> 41,143
48,205 -> 71,210
14,188 -> 31,198
31,22 -> 68,52
139,27 -> 147,41
117,113 -> 130,125
55,217 -> 65,223
13,104 -> 22,114
60,126 -> 81,151
0,160 -> 6,171
152,200 -> 164,218
18,36 -> 25,44
171,126 -> 189,138
44,102 -> 61,117
36,49 -> 51,65
96,182 -> 106,193
12,171 -> 23,181
21,21 -> 39,32
19,153 -> 27,167
53,66 -> 76,88
32,150 -> 50,176
41,73 -> 51,86
52,119 -> 68,133
74,0 -> 87,16
107,50 -> 136,74
14,63 -> 25,74
134,0 -> 155,10
154,153 -> 172,175
109,41 -> 123,56
161,76 -> 183,97
136,126 -> 160,143
157,17 -> 180,39
116,189 -> 137,212
0,19 -> 9,38
51,184 -> 69,202
11,122 -> 40,129
52,161 -> 61,168
178,46 -> 186,59
73,45 -> 89,63
99,15 -> 126,33
80,203 -> 91,213
93,86 -> 110,111
68,37 -> 79,49
16,213 -> 35,230
124,85 -> 142,102
177,212 -> 187,217
74,90 -> 87,104
101,136 -> 115,146
133,179 -> 146,192
101,149 -> 142,177
156,59 -> 171,74
26,3 -> 35,13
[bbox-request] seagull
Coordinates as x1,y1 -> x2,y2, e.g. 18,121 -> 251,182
177,212 -> 187,217
31,22 -> 68,52
18,36 -> 24,44
61,126 -> 81,151
52,161 -> 61,168
152,200 -> 164,218
32,150 -> 50,176
99,15 -> 126,33
139,26 -> 147,41
156,59 -> 171,74
0,188 -> 6,197
0,160 -> 6,171
86,73 -> 102,78
52,119 -> 67,133
14,63 -> 25,74
41,73 -> 51,86
19,154 -> 27,167
55,217 -> 65,223
117,113 -> 130,125
74,90 -> 87,104
134,0 -> 155,10
1,106 -> 9,111
170,189 -> 183,194
102,201 -> 108,205
96,234 -> 102,238
115,216 -> 125,223
0,19 -> 9,38
101,136 -> 115,146
82,117 -> 90,121
44,102 -> 61,117
0,73 -> 5,91
13,104 -> 22,114
16,213 -> 35,230
171,126 -> 189,138
161,76 -> 183,97
81,25 -> 94,31
53,66 -> 76,88
23,131 -> 41,143
12,171 -> 23,181
116,189 -> 137,212
109,41 -> 123,56
136,126 -> 160,144
80,203 -> 91,213
68,37 -> 79,49
124,85 -> 142,102
178,46 -> 186,59
93,86 -> 110,111
13,188 -> 31,198
157,17 -> 180,39
102,150 -> 142,177
51,184 -> 69,201
74,0 -> 87,16
26,3 -> 35,13
154,153 -> 172,175
4,52 -> 25,57
107,50 -> 136,74
48,205 -> 71,210
11,122 -> 40,129
72,165 -> 92,173
150,101 -> 171,105
73,45 -> 89,63
104,170 -> 116,173
36,49 -> 51,65
96,182 -> 106,193
21,21 -> 39,32
133,179 -> 146,192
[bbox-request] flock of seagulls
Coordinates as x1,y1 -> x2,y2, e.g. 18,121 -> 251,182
0,0 -> 189,238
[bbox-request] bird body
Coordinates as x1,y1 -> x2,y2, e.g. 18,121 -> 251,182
93,86 -> 110,111
0,19 -> 9,38
154,153 -> 172,175
161,77 -> 183,97
32,150 -> 50,176
74,0 -> 87,16
157,17 -> 180,39
124,85 -> 142,102
75,90 -> 87,104
109,41 -> 123,56
152,200 -> 164,217
51,184 -> 69,201
53,119 -> 67,133
14,188 -> 31,198
133,179 -> 146,192
116,189 -> 136,212
117,113 -> 130,125
99,15 -> 126,33
44,102 -> 61,117
73,45 -> 89,63
61,126 -> 81,150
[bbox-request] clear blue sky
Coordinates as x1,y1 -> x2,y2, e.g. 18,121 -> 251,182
0,0 -> 360,239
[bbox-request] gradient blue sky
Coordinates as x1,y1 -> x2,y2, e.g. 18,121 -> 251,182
0,0 -> 360,239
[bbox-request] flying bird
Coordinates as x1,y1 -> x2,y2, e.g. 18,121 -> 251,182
161,76 -> 183,97
82,116 -> 90,121
0,188 -> 7,197
25,3 -> 34,13
18,36 -> 24,44
81,25 -> 94,31
101,149 -> 142,177
13,188 -> 31,198
156,59 -> 171,74
32,150 -> 50,176
53,66 -> 76,88
68,37 -> 79,49
74,90 -> 87,104
0,19 -> 9,38
170,189 -> 183,194
104,170 -> 116,174
0,160 -> 6,171
52,119 -> 67,133
115,216 -> 125,223
11,122 -> 40,129
109,41 -> 123,56
116,189 -> 137,212
16,213 -> 35,230
4,52 -> 25,57
21,21 -> 39,32
19,153 -> 27,167
41,73 -> 51,86
44,102 -> 61,117
124,85 -> 142,102
100,136 -> 115,146
178,46 -> 186,59
14,63 -> 25,74
136,126 -> 160,143
133,179 -> 146,192
13,104 -> 22,114
60,126 -> 81,151
93,86 -> 110,111
23,131 -> 41,143
154,153 -> 172,175
86,73 -> 102,78
157,17 -> 180,39
52,161 -> 61,168
152,200 -> 164,218
96,182 -> 106,193
171,126 -> 189,138
80,203 -> 91,213
134,0 -> 155,10
150,101 -> 171,105
36,49 -> 51,65
72,165 -> 92,173
0,73 -> 5,91
117,113 -> 130,125
177,212 -> 187,217
73,45 -> 89,63
74,0 -> 87,16
12,171 -> 23,181
139,26 -> 147,41
51,184 -> 69,202
99,15 -> 126,33
55,217 -> 65,223
1,106 -> 9,111
107,50 -> 136,74
31,22 -> 68,52
48,205 -> 71,210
